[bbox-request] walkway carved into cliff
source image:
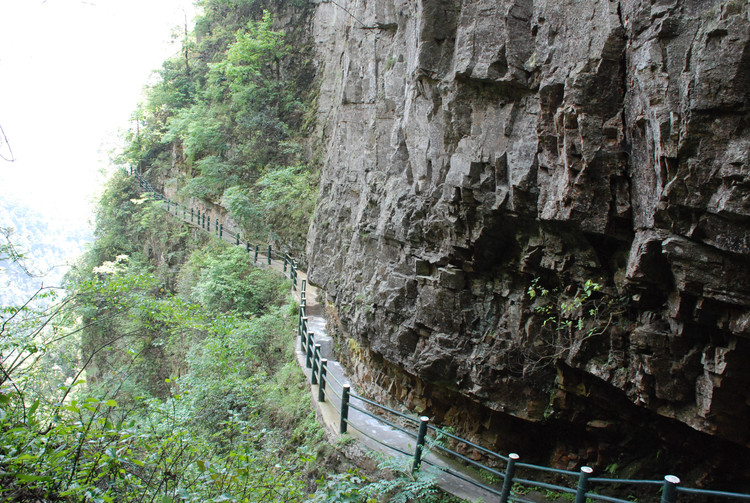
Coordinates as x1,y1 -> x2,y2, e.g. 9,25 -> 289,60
133,170 -> 750,503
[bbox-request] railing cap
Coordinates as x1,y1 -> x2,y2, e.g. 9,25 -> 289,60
665,475 -> 681,484
509,453 -> 520,460
581,466 -> 594,474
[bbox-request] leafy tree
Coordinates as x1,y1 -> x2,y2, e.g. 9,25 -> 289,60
256,164 -> 317,247
120,5 -> 318,254
0,173 -> 320,502
185,244 -> 289,315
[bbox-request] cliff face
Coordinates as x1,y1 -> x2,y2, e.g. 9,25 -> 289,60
307,0 -> 750,477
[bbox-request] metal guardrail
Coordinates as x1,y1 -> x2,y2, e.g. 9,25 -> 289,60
130,168 -> 750,503
132,169 -> 300,290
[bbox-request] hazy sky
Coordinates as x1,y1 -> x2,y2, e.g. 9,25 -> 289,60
0,0 -> 197,228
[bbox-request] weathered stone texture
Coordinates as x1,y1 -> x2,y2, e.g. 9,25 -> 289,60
307,0 -> 750,476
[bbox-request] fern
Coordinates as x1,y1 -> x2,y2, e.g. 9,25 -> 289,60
362,453 -> 442,502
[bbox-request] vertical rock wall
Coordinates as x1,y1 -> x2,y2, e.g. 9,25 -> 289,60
307,0 -> 750,480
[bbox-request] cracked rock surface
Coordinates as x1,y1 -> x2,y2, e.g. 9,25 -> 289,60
307,0 -> 750,481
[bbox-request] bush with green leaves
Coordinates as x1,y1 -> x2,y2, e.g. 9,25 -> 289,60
1,234 -> 318,502
119,5 -> 318,254
312,451 -> 465,503
518,277 -> 625,376
0,165 -> 327,501
181,244 -> 290,315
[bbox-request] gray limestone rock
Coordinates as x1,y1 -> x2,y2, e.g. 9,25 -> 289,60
306,0 -> 750,477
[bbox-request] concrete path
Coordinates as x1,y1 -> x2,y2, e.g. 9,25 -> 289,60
161,199 -> 501,502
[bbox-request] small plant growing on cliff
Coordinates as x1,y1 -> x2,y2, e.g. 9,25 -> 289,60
528,278 -> 603,335
518,278 -> 620,376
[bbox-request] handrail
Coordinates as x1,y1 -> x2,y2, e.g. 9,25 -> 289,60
349,392 -> 421,425
429,441 -> 507,480
347,401 -> 419,439
420,457 -> 505,497
513,477 -> 577,495
588,477 -> 663,486
427,423 -> 511,463
325,385 -> 342,401
516,461 -> 578,477
343,417 -> 413,458
130,168 -> 750,503
580,492 -> 636,503
677,488 -> 750,500
324,369 -> 347,389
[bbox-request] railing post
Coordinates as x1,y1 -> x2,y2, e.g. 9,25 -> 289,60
300,317 -> 308,352
219,223 -> 223,238
575,467 -> 594,503
412,416 -> 430,473
301,279 -> 307,293
267,245 -> 272,265
236,233 -> 239,246
661,476 -> 681,503
254,245 -> 259,263
207,215 -> 210,230
318,359 -> 327,402
284,254 -> 288,272
246,241 -> 250,253
311,344 -> 321,385
305,332 -> 314,368
340,384 -> 350,434
499,453 -> 520,503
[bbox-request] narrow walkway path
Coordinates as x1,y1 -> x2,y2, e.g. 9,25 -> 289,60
140,179 -> 750,503
160,200 -> 499,502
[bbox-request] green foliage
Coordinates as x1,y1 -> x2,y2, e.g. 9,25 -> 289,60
120,4 -> 318,253
313,451 -> 459,503
1,162 -> 336,501
1,181 -> 320,501
256,165 -> 317,246
314,469 -> 373,503
2,3 -> 326,499
363,454 -> 441,503
185,244 -> 289,315
221,186 -> 269,240
210,11 -> 288,92
519,277 -> 625,376
527,278 -> 603,336
165,105 -> 229,163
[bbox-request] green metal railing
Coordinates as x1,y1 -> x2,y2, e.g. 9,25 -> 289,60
131,168 -> 750,503
132,170 -> 298,290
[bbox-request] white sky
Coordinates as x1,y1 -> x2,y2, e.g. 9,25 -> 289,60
0,0 -> 197,228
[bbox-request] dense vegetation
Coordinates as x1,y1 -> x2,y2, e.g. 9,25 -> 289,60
0,170 -> 328,501
119,0 -> 318,253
